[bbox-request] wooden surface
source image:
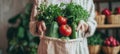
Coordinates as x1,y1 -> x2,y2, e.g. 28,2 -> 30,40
97,24 -> 120,29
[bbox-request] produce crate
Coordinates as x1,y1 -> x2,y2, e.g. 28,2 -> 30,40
102,46 -> 120,54
88,45 -> 101,54
95,15 -> 105,25
107,14 -> 120,24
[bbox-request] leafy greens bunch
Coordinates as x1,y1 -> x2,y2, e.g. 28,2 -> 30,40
64,3 -> 89,24
37,4 -> 63,25
87,33 -> 103,45
37,3 -> 89,25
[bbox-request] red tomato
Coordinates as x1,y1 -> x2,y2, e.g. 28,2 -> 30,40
109,36 -> 114,42
104,40 -> 111,46
57,16 -> 67,25
102,9 -> 111,16
59,24 -> 72,36
111,40 -> 117,47
116,41 -> 119,46
116,7 -> 120,14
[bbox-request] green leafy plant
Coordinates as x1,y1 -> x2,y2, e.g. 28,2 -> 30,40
37,3 -> 89,39
64,3 -> 89,24
87,33 -> 103,45
37,4 -> 63,25
7,3 -> 39,54
37,3 -> 89,25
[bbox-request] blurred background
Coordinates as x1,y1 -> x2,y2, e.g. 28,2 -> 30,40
0,0 -> 40,54
0,0 -> 120,54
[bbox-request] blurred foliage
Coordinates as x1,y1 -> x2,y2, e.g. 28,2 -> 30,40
87,32 -> 103,46
7,3 -> 39,54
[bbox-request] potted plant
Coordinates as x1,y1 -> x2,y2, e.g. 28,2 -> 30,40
87,33 -> 103,54
102,36 -> 120,54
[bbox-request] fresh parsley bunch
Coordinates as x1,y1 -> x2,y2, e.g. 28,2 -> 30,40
37,4 -> 63,25
64,3 -> 89,24
37,3 -> 89,25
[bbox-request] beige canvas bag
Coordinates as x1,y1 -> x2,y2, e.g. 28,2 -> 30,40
37,31 -> 85,54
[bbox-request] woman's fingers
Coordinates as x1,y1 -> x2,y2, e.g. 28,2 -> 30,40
83,23 -> 89,32
41,21 -> 46,31
38,22 -> 43,33
77,24 -> 85,32
76,21 -> 88,32
37,21 -> 46,37
81,24 -> 85,32
76,22 -> 82,31
37,21 -> 46,32
37,21 -> 44,38
38,22 -> 44,37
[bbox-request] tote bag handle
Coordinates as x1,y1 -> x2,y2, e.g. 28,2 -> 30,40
30,0 -> 46,37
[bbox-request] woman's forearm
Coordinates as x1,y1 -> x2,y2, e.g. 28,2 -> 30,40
85,1 -> 97,37
29,0 -> 39,36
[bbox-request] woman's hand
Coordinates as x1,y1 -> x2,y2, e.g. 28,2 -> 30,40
33,0 -> 38,5
37,21 -> 46,38
76,20 -> 89,33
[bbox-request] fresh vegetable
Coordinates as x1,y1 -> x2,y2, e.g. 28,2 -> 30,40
109,36 -> 114,42
104,36 -> 119,47
46,21 -> 59,38
70,22 -> 78,39
64,3 -> 89,24
116,41 -> 119,46
105,39 -> 110,46
111,39 -> 117,46
37,3 -> 89,25
37,3 -> 89,39
115,7 -> 120,14
57,16 -> 67,25
102,9 -> 111,16
61,37 -> 70,40
37,4 -> 63,25
59,24 -> 72,36
17,27 -> 25,38
87,33 -> 103,45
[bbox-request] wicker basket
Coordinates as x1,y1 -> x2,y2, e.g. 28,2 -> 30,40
102,46 -> 120,54
107,14 -> 120,24
95,15 -> 105,25
88,45 -> 101,54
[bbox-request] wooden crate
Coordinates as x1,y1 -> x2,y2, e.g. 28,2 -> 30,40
95,15 -> 105,25
107,15 -> 120,24
102,46 -> 120,54
88,45 -> 101,54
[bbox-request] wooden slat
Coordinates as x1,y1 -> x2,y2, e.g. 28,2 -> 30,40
97,24 -> 120,29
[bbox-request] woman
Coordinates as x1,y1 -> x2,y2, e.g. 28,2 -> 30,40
29,0 -> 97,54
